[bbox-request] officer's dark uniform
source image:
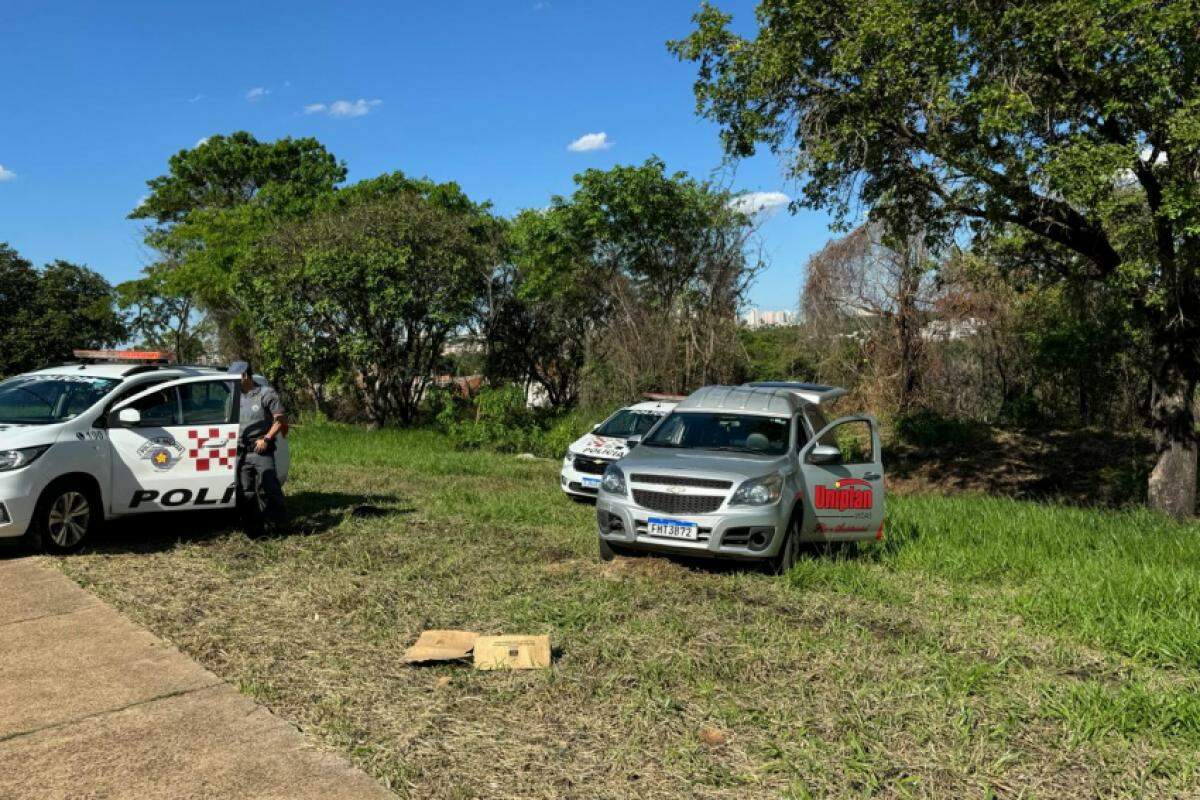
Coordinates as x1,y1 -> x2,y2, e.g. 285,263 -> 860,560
238,382 -> 287,526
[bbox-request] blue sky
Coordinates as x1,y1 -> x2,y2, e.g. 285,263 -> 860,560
0,0 -> 838,310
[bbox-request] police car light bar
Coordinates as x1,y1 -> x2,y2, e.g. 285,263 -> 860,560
72,349 -> 175,365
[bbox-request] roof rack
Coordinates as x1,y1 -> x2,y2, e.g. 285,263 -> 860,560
742,381 -> 848,405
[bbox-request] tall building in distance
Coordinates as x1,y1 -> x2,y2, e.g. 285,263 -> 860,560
741,307 -> 798,329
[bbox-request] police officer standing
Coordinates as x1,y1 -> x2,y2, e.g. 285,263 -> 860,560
229,361 -> 287,531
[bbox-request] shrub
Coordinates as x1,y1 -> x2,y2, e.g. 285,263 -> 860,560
439,384 -> 617,459
893,410 -> 981,449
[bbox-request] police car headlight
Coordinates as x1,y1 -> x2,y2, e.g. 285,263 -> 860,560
601,464 -> 627,496
0,445 -> 51,472
731,473 -> 783,506
562,452 -> 575,466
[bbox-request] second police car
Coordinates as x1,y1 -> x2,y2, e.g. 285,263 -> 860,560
0,351 -> 289,553
560,399 -> 677,499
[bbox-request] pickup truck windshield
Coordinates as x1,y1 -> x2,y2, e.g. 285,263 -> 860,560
642,412 -> 790,455
0,375 -> 120,425
595,409 -> 664,438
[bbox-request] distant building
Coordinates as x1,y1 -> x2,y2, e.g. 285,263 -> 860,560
921,318 -> 984,341
741,307 -> 798,329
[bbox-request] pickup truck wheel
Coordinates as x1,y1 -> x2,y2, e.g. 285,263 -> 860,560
598,535 -> 625,561
768,516 -> 802,575
34,481 -> 99,554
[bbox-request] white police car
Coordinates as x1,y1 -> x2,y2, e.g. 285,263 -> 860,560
0,351 -> 289,553
560,399 -> 676,499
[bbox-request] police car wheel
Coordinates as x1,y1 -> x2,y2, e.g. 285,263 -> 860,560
35,483 -> 98,554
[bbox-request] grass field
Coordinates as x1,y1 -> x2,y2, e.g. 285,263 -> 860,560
57,424 -> 1200,798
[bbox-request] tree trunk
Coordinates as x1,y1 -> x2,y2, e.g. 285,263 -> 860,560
1147,359 -> 1198,520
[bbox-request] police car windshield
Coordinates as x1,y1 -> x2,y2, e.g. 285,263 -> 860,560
642,412 -> 790,455
0,375 -> 120,425
595,409 -> 663,438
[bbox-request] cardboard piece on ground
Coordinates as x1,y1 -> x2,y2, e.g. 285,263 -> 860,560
401,630 -> 479,663
472,635 -> 552,671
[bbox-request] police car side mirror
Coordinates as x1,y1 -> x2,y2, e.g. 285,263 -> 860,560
808,444 -> 841,465
117,408 -> 142,426
626,434 -> 642,448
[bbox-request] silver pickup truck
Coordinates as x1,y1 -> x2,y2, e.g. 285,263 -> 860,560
594,382 -> 884,572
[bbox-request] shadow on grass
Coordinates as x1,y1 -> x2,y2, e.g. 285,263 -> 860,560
43,490 -> 415,557
615,539 -> 868,576
886,426 -> 1153,508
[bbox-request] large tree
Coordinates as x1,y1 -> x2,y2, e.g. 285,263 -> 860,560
497,158 -> 761,403
674,1 -> 1200,518
482,211 -> 600,409
0,245 -> 125,376
130,132 -> 346,359
0,245 -> 42,375
252,173 -> 501,426
116,269 -> 210,364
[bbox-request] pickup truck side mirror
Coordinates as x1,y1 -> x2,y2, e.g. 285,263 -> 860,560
117,407 -> 142,426
808,444 -> 841,465
626,434 -> 642,448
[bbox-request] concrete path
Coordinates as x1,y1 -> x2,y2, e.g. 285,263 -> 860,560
0,557 -> 395,800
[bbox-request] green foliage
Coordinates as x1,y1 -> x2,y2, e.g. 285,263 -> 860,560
491,157 -> 759,406
443,385 -> 539,453
131,131 -> 345,225
893,410 -> 982,449
0,245 -> 125,376
439,384 -> 607,458
129,132 -> 348,359
251,174 -> 500,425
482,210 -> 600,408
0,244 -> 43,375
116,272 -> 209,362
736,325 -> 815,382
674,0 -> 1200,515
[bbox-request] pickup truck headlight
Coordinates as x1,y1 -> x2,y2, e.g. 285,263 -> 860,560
731,473 -> 783,506
0,445 -> 51,472
601,464 -> 627,496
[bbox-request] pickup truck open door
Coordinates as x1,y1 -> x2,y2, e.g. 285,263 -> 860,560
797,414 -> 885,541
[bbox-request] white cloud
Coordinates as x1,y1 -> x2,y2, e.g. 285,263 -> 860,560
728,191 -> 791,215
187,93 -> 204,103
567,132 -> 613,152
246,87 -> 270,102
329,98 -> 382,117
533,1 -> 551,9
0,164 -> 16,182
195,137 -> 210,148
304,98 -> 383,118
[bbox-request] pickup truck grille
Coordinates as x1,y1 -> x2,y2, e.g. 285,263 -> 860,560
573,456 -> 610,475
633,489 -> 724,515
630,474 -> 733,489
